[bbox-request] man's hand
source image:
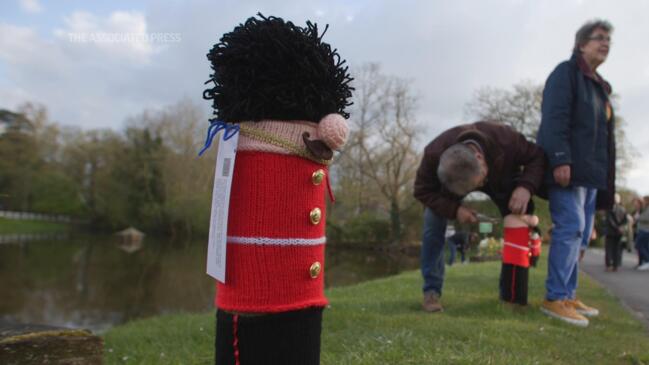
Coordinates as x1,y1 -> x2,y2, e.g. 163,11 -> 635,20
553,165 -> 571,187
508,187 -> 531,215
456,206 -> 478,224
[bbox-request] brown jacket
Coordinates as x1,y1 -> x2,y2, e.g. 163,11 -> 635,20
413,122 -> 546,219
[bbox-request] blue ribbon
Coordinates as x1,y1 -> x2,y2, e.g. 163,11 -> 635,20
198,120 -> 240,156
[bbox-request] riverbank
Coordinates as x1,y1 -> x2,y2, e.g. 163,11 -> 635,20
104,255 -> 649,364
0,217 -> 69,234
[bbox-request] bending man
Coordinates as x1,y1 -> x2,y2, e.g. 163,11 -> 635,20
414,121 -> 545,312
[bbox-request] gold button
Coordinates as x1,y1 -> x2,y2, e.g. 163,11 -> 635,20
309,261 -> 321,279
309,207 -> 322,225
312,169 -> 325,185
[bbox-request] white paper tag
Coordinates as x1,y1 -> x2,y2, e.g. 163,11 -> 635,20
206,132 -> 238,283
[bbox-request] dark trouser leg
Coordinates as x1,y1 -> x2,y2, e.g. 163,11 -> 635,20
500,263 -> 529,305
530,256 -> 539,267
215,308 -> 323,365
617,240 -> 625,267
448,242 -> 456,266
605,235 -> 619,268
637,230 -> 649,264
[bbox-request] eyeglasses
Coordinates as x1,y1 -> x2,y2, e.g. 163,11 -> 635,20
588,35 -> 611,43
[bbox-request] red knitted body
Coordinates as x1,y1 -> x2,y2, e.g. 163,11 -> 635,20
502,227 -> 531,268
215,151 -> 328,312
530,237 -> 542,257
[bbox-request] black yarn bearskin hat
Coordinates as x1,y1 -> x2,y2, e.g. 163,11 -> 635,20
203,13 -> 353,124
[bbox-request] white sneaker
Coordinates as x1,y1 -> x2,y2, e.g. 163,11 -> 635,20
637,263 -> 649,271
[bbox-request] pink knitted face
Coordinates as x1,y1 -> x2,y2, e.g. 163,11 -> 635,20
318,114 -> 349,150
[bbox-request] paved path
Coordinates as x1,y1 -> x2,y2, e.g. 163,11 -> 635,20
580,248 -> 649,326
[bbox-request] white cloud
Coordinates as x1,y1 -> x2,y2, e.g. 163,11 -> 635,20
53,10 -> 158,64
1,0 -> 649,197
0,9 -> 183,129
0,86 -> 34,109
0,23 -> 70,75
20,0 -> 43,14
0,23 -> 39,64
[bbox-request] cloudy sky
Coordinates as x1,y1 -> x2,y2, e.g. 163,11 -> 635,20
1,0 -> 648,193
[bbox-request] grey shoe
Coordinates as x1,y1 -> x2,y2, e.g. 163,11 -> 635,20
422,292 -> 443,312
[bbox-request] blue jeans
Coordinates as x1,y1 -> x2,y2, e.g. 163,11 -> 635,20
420,207 -> 447,296
546,186 -> 597,301
582,212 -> 595,250
635,229 -> 649,264
447,240 -> 457,265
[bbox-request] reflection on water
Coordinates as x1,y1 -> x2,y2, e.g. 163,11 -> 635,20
0,236 -> 419,332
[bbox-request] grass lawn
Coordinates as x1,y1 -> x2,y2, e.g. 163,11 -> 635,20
104,255 -> 649,365
0,217 -> 69,234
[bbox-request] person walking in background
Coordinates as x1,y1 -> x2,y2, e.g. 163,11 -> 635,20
631,197 -> 644,267
635,196 -> 649,271
605,193 -> 627,272
447,231 -> 471,265
536,19 -> 616,327
623,212 -> 635,255
414,122 -> 545,313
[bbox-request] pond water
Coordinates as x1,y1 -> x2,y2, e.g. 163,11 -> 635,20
0,236 -> 419,333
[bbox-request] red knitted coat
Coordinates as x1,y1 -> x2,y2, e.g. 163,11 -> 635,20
215,122 -> 330,313
502,227 -> 531,268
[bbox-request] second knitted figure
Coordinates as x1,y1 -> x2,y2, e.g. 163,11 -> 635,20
499,214 -> 541,306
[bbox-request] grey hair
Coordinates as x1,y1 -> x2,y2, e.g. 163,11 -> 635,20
437,143 -> 481,196
573,19 -> 613,53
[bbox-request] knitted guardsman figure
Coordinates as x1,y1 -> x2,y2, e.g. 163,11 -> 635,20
499,214 -> 540,306
203,14 -> 353,365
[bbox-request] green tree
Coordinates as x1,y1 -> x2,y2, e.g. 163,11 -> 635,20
126,99 -> 214,237
0,109 -> 40,210
61,128 -> 124,221
0,104 -> 85,214
114,127 -> 168,232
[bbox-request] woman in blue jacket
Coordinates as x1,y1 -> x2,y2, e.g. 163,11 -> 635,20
536,19 -> 616,328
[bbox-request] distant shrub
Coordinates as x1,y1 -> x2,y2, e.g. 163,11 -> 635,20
327,212 -> 391,246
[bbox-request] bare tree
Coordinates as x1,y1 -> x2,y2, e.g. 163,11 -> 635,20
465,80 -> 543,140
612,106 -> 639,185
466,81 -> 637,185
335,64 -> 421,242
